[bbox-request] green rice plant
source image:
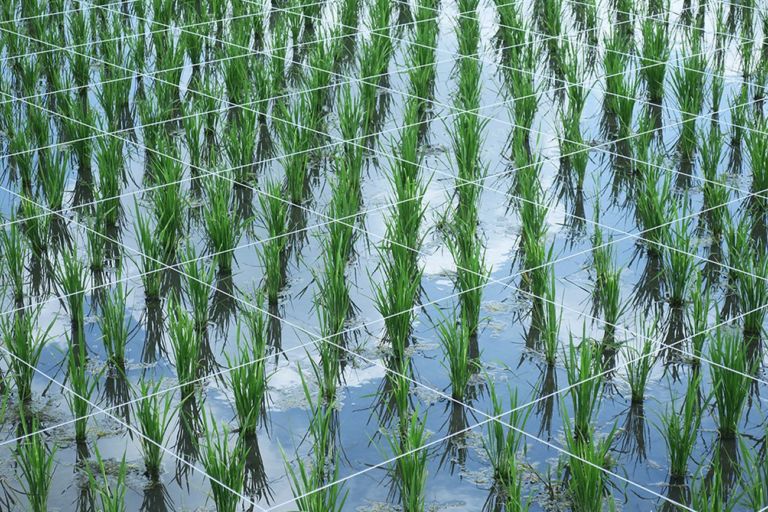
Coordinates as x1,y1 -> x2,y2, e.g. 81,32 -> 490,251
539,265 -> 561,367
623,336 -> 655,403
203,176 -> 245,274
135,378 -> 174,481
225,312 -> 269,436
39,150 -> 67,211
0,221 -> 27,305
134,207 -> 165,302
58,248 -> 87,341
15,419 -> 56,512
562,418 -> 615,512
737,253 -> 768,340
200,411 -> 248,512
601,267 -> 623,341
672,37 -> 707,156
1,309 -> 49,404
66,334 -> 97,444
691,457 -> 737,512
256,180 -> 289,305
86,448 -> 127,512
18,200 -> 50,258
564,334 -> 602,441
662,214 -> 697,308
98,282 -> 130,368
483,383 -> 530,510
640,11 -> 670,105
86,211 -> 108,273
168,293 -> 200,401
635,160 -> 673,256
699,126 -> 729,237
660,375 -> 702,479
283,371 -> 347,512
445,220 -> 489,340
746,113 -> 768,201
275,97 -> 313,205
387,409 -> 428,512
436,309 -> 478,401
96,137 -> 124,226
182,247 -> 214,333
223,109 -> 258,184
709,327 -> 753,439
687,271 -> 709,365
603,31 -> 634,135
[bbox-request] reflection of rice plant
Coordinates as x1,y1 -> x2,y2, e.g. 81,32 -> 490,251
483,383 -> 529,510
86,448 -> 128,512
226,310 -> 269,436
709,328 -> 752,439
200,412 -> 248,512
15,419 -> 56,512
135,379 -> 174,481
1,310 -> 48,404
660,375 -> 702,479
99,282 -> 130,368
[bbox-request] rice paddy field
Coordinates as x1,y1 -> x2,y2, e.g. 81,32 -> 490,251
1,0 -> 768,510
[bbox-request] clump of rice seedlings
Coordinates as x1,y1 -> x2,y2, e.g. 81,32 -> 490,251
635,161 -> 673,256
168,294 -> 200,402
66,333 -> 97,444
436,309 -> 478,401
58,248 -> 87,341
134,208 -> 165,302
87,448 -> 128,512
15,419 -> 56,512
559,43 -> 588,189
623,336 -> 655,403
737,253 -> 768,341
483,383 -> 530,509
505,38 -> 540,146
98,282 -> 130,369
538,266 -> 561,367
225,306 -> 269,436
564,334 -> 602,441
691,457 -> 737,512
663,215 -> 697,308
283,372 -> 347,512
96,137 -> 124,227
562,417 -> 615,512
603,32 -> 636,136
19,201 -> 50,259
687,271 -> 709,365
135,379 -> 174,481
182,248 -> 214,334
407,0 -> 439,110
224,109 -> 258,184
660,375 -> 703,479
203,176 -> 245,274
256,180 -> 289,305
1,309 -> 49,404
358,0 -> 394,131
445,219 -> 489,341
387,409 -> 429,512
709,327 -> 753,439
275,96 -> 313,205
149,150 -> 186,263
672,36 -> 707,156
699,126 -> 729,238
86,212 -> 108,273
200,412 -> 248,512
746,113 -> 768,202
39,149 -> 67,211
0,221 -> 27,305
640,11 -> 670,105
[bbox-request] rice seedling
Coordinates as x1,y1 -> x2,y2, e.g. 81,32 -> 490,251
640,11 -> 670,105
699,126 -> 729,237
98,282 -> 130,368
687,271 -> 709,365
18,200 -> 50,259
275,96 -> 313,205
635,161 -> 674,256
182,247 -> 215,333
135,378 -> 174,481
387,408 -> 429,512
65,329 -> 98,444
224,109 -> 258,184
203,175 -> 245,274
0,221 -> 27,305
150,151 -> 187,263
691,457 -> 737,512
436,309 -> 478,401
39,149 -> 67,211
168,293 -> 200,401
746,113 -> 768,202
86,448 -> 128,512
15,419 -> 56,512
57,248 -> 87,341
538,265 -> 561,367
445,219 -> 489,340
709,327 -> 753,438
256,179 -> 289,305
737,253 -> 768,340
483,383 -> 530,510
623,336 -> 655,403
96,136 -> 124,227
660,375 -> 702,479
225,310 -> 269,436
562,417 -> 615,512
672,36 -> 707,156
564,334 -> 602,441
134,207 -> 165,302
1,308 -> 49,404
662,214 -> 697,308
200,411 -> 248,512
